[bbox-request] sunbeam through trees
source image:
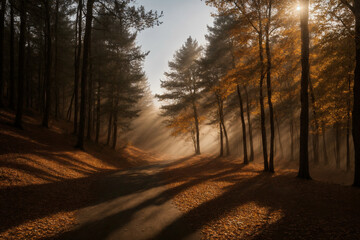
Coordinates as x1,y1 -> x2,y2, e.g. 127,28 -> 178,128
1,0 -> 360,239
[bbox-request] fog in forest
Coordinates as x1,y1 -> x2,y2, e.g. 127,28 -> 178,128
3,0 -> 360,239
125,96 -> 355,178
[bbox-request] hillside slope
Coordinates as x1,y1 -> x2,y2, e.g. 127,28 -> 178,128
0,110 -> 159,240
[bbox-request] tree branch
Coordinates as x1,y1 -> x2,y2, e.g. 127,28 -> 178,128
340,0 -> 355,14
331,3 -> 354,37
230,0 -> 260,34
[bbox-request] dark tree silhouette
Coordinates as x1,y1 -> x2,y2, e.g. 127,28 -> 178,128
76,0 -> 94,149
341,0 -> 360,187
42,0 -> 52,128
0,0 -> 5,107
298,0 -> 311,179
15,0 -> 27,128
265,0 -> 275,173
73,0 -> 82,134
237,85 -> 248,164
9,0 -> 15,110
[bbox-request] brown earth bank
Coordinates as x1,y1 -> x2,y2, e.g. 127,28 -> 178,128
162,156 -> 360,240
0,109 -> 160,240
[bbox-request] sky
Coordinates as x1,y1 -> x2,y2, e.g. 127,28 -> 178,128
136,0 -> 216,96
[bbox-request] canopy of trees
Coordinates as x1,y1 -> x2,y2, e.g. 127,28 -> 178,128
0,0 -> 161,148
155,0 -> 359,186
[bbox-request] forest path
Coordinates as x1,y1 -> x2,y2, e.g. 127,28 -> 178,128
57,160 -> 200,240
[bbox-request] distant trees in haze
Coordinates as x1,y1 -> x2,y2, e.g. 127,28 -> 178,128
198,15 -> 238,158
156,37 -> 203,155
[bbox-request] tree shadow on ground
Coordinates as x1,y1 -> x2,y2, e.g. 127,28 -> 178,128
2,109 -> 360,240
152,168 -> 360,240
0,110 -> 149,233
54,156 -> 247,240
56,155 -> 360,240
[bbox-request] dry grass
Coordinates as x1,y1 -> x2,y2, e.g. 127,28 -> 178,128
0,110 -> 158,240
163,155 -> 360,240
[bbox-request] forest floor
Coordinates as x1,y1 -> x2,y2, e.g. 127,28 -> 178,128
0,109 -> 160,240
162,156 -> 360,240
54,155 -> 360,240
1,109 -> 360,240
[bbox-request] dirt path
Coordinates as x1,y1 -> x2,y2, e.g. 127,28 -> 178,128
57,162 -> 200,240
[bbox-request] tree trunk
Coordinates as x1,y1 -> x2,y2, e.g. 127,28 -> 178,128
67,90 -> 75,121
265,3 -> 275,172
95,79 -> 101,144
42,0 -> 52,128
74,0 -> 82,134
29,59 -> 33,108
62,79 -> 65,117
37,55 -> 42,111
9,1 -> 15,109
322,125 -> 329,165
275,114 -> 284,159
219,122 -> 224,157
258,15 -> 269,172
76,0 -> 94,149
92,95 -> 96,136
244,85 -> 254,162
347,73 -> 352,171
309,77 -> 319,164
259,64 -> 268,168
112,114 -> 117,149
15,0 -> 26,128
54,0 -> 60,119
311,128 -> 319,164
25,31 -> 30,109
352,0 -> 360,187
290,118 -> 294,161
192,103 -> 201,155
0,0 -> 5,107
112,95 -> 118,150
298,0 -> 311,179
347,121 -> 351,171
107,111 -> 112,146
41,51 -> 46,113
87,55 -> 93,140
221,117 -> 230,156
237,85 -> 248,164
335,123 -> 341,169
217,97 -> 229,156
190,130 -> 197,154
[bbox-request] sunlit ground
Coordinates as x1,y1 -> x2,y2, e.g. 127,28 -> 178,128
162,156 -> 360,240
